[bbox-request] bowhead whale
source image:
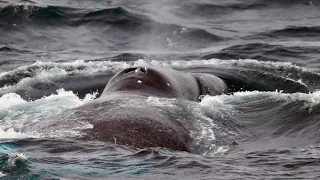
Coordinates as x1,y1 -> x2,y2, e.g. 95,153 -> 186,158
57,65 -> 228,151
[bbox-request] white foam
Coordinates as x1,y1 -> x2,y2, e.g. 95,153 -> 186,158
82,91 -> 99,104
0,93 -> 26,109
0,88 -> 97,139
214,146 -> 229,154
146,96 -> 175,107
190,95 -> 237,156
198,90 -> 320,129
0,71 -> 8,77
0,60 -> 132,91
200,90 -> 320,113
0,172 -> 5,177
131,58 -> 316,79
234,90 -> 320,105
177,58 -> 297,70
0,128 -> 29,139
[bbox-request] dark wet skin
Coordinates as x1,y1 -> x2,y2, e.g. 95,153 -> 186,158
78,65 -> 228,151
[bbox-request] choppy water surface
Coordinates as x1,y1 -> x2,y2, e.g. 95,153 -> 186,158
1,0 -> 320,179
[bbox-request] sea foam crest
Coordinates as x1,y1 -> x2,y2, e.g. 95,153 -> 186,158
200,90 -> 320,112
0,89 -> 97,139
132,58 -> 300,69
0,128 -> 27,139
0,60 -> 129,92
1,58 -> 315,94
195,90 -> 320,154
0,93 -> 26,109
0,60 -> 129,79
0,58 -> 307,80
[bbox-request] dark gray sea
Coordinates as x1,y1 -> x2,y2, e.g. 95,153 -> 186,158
1,0 -> 320,179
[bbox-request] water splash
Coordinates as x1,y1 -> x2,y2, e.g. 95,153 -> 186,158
0,89 -> 97,139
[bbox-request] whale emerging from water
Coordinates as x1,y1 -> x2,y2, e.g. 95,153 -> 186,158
56,65 -> 228,151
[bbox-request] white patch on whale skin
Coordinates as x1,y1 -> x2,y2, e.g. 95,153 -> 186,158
146,96 -> 175,107
137,80 -> 142,83
167,82 -> 170,87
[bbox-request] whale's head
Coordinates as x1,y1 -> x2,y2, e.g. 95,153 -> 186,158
102,66 -> 180,98
102,65 -> 227,101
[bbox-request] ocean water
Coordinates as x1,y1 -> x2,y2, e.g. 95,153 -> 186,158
1,0 -> 320,179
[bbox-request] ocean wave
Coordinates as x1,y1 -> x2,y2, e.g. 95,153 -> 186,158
0,5 -> 72,24
0,60 -> 124,86
256,0 -> 318,6
200,90 -> 320,147
0,60 -> 127,99
79,6 -> 148,25
0,45 -> 31,53
0,59 -> 296,87
250,26 -> 320,39
174,0 -> 317,19
0,5 -> 147,26
175,59 -> 320,93
202,43 -> 320,62
0,4 -> 223,51
1,59 -> 319,100
176,1 -> 265,17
